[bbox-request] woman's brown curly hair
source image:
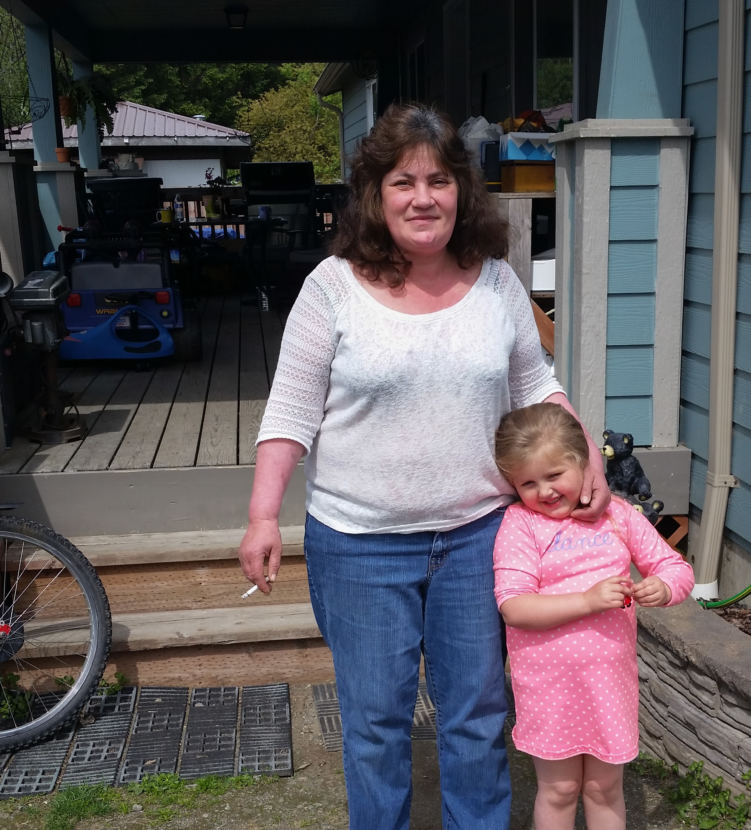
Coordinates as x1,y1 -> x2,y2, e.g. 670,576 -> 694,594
330,102 -> 509,287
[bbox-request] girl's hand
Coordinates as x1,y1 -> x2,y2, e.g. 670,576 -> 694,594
584,575 -> 633,613
632,576 -> 672,607
238,518 -> 282,594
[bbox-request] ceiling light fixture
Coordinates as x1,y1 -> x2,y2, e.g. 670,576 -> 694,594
224,4 -> 248,30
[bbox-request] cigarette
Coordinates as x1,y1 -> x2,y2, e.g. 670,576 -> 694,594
241,576 -> 270,599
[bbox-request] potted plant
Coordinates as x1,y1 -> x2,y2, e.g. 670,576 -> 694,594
202,167 -> 227,218
56,55 -> 118,137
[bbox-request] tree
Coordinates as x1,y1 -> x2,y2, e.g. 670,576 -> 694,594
236,63 -> 341,183
95,62 -> 286,128
0,8 -> 35,130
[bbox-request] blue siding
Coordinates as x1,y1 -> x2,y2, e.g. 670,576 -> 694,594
685,0 -> 718,30
605,346 -> 654,396
684,23 -> 719,85
607,241 -> 656,292
604,398 -> 652,444
607,295 -> 655,345
610,139 -> 660,184
684,81 -> 718,139
683,249 -> 713,303
608,187 -> 659,240
685,194 -> 715,248
689,136 -> 716,191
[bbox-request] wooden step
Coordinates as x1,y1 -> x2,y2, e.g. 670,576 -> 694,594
30,526 -> 335,687
68,525 -> 305,566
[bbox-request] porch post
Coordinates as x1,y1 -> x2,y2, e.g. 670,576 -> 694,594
550,119 -> 693,509
0,152 -> 25,281
71,58 -> 103,173
25,24 -> 81,251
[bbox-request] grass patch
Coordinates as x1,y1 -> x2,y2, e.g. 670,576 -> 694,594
0,771 -> 279,830
632,754 -> 751,829
44,783 -> 121,830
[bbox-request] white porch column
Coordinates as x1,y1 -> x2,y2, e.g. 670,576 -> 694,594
550,119 -> 693,513
71,58 -> 102,173
0,152 -> 25,281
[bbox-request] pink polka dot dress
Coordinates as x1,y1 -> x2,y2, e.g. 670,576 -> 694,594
493,497 -> 694,764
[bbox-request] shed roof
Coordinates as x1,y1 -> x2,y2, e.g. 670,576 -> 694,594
4,101 -> 250,149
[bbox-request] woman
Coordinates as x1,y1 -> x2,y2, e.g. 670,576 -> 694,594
238,102 -> 610,830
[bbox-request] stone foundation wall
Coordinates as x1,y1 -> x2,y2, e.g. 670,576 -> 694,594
638,598 -> 751,794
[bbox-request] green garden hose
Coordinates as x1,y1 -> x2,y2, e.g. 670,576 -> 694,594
696,584 -> 751,609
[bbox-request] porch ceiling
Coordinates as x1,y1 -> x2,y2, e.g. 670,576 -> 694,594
1,0 -> 418,63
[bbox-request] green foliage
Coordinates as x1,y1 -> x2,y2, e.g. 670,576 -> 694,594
536,57 -> 573,109
98,671 -> 128,696
95,62 -> 286,127
56,54 -> 118,135
0,8 -> 35,129
0,673 -> 31,724
44,783 -> 118,830
236,62 -> 342,182
632,755 -> 751,829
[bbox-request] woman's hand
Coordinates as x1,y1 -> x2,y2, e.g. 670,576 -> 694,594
584,575 -> 634,613
571,462 -> 611,522
543,392 -> 611,522
238,518 -> 282,594
632,576 -> 672,607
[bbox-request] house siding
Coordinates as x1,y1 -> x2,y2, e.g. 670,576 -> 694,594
681,0 -> 751,549
604,139 -> 661,443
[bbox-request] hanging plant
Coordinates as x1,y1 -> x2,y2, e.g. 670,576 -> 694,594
56,53 -> 118,137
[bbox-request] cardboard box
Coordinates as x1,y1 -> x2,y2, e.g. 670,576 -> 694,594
499,132 -> 555,162
501,161 -> 555,193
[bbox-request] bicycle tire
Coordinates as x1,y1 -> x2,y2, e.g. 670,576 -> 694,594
0,516 -> 111,751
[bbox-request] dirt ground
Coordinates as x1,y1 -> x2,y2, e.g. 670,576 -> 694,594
64,683 -> 680,830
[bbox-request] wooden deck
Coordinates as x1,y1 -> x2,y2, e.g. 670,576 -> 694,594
2,294 -> 282,475
0,294 -> 306,538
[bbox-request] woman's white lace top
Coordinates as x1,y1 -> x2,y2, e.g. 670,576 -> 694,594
257,256 -> 563,533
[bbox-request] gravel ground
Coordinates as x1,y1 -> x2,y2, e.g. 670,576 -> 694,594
54,682 -> 679,830
0,683 -> 685,829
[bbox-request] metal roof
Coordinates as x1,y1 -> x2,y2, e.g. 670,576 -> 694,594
4,101 -> 249,149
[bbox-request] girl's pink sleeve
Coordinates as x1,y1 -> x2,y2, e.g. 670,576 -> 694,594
493,505 -> 542,609
620,500 -> 695,605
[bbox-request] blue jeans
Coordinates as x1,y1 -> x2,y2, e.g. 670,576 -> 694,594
304,509 -> 510,830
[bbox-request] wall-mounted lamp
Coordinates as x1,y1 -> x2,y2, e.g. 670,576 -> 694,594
225,5 -> 248,29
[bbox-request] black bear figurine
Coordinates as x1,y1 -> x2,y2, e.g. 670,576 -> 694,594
602,430 -> 652,501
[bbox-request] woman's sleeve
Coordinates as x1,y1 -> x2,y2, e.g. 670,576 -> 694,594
493,507 -> 543,609
256,270 -> 338,451
621,501 -> 695,605
498,261 -> 564,408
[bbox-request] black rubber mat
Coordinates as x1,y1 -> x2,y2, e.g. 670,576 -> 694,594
0,683 -> 292,798
312,679 -> 437,751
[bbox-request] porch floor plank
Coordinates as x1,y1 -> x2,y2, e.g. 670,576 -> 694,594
238,301 -> 271,465
20,369 -> 126,474
152,296 -> 224,469
109,362 -> 185,470
66,369 -> 154,471
196,299 -> 240,467
0,295 -> 286,489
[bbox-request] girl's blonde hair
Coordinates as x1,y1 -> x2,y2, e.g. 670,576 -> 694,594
495,403 -> 589,479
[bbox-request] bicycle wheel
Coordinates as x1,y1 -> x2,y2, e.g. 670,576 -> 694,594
0,516 -> 111,751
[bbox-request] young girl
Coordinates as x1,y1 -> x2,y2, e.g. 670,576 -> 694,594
493,402 -> 694,830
